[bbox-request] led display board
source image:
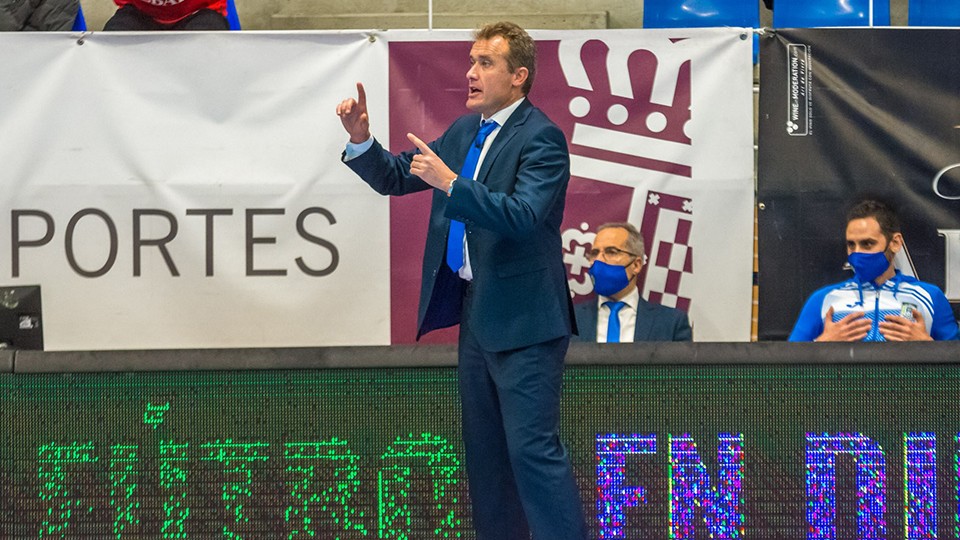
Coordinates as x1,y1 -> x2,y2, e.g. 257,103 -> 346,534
2,348 -> 960,538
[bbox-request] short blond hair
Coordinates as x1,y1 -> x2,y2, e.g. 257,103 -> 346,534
474,21 -> 536,95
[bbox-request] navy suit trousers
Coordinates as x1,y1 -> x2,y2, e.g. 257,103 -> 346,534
458,304 -> 587,540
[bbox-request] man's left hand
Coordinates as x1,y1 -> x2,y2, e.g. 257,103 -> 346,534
407,133 -> 457,191
878,310 -> 933,341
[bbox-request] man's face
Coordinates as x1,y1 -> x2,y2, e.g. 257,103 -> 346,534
845,216 -> 901,255
465,36 -> 526,117
590,227 -> 643,275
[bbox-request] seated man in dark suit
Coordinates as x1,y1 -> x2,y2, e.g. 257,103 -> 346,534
574,222 -> 692,342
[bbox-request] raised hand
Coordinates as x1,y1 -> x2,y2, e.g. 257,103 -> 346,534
407,133 -> 456,191
336,82 -> 371,144
879,309 -> 933,341
815,307 -> 872,342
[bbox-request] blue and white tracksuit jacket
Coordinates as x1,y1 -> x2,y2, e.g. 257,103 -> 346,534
789,271 -> 959,342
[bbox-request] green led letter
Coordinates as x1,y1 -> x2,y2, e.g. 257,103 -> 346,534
159,440 -> 190,538
284,439 -> 367,538
201,439 -> 270,538
377,433 -> 462,539
109,444 -> 141,538
37,442 -> 99,538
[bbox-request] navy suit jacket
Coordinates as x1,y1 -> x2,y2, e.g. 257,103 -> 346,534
572,296 -> 692,342
345,99 -> 576,352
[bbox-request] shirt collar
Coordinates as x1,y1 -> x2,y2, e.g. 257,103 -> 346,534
483,96 -> 525,127
597,286 -> 640,311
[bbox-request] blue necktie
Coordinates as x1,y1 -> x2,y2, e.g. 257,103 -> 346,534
604,301 -> 626,343
446,120 -> 499,272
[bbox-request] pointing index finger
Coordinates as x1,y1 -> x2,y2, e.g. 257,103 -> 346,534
407,133 -> 434,155
356,82 -> 366,107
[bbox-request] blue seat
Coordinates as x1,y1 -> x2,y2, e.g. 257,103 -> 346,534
643,0 -> 759,62
773,0 -> 890,27
643,0 -> 759,28
71,3 -> 86,31
226,0 -> 240,30
909,0 -> 960,26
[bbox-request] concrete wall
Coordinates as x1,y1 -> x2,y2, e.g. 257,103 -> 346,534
81,0 -> 909,33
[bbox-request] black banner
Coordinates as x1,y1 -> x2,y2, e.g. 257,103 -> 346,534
758,28 -> 960,340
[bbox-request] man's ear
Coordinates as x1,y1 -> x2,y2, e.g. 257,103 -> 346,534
512,67 -> 529,89
889,232 -> 904,254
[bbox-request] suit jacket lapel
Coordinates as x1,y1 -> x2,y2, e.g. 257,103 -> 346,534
580,303 -> 599,341
633,298 -> 656,342
475,100 -> 532,185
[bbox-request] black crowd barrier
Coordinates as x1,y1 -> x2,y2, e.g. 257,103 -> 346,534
5,341 -> 960,372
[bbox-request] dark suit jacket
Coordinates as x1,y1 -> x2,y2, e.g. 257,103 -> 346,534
572,296 -> 692,342
345,99 -> 576,352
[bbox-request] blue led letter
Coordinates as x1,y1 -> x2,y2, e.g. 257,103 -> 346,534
669,433 -> 744,539
806,432 -> 886,540
904,432 -> 936,539
596,433 -> 656,538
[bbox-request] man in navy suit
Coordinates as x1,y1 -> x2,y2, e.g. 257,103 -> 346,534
336,21 -> 586,540
574,222 -> 692,342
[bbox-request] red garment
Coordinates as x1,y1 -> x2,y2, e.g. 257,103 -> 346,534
113,0 -> 226,24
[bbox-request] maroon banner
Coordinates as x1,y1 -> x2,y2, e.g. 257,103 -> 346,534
386,32 -> 750,343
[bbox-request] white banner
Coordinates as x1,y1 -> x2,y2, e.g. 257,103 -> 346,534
0,29 -> 753,350
0,32 -> 391,350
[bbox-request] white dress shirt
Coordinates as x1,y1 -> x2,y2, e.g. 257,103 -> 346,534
457,97 -> 525,280
596,287 -> 640,343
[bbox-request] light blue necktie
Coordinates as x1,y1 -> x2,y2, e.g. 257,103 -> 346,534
604,301 -> 626,343
446,120 -> 499,272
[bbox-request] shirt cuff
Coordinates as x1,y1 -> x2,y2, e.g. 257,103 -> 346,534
343,136 -> 374,161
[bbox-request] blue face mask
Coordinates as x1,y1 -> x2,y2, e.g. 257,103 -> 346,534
848,250 -> 891,286
588,260 -> 631,297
